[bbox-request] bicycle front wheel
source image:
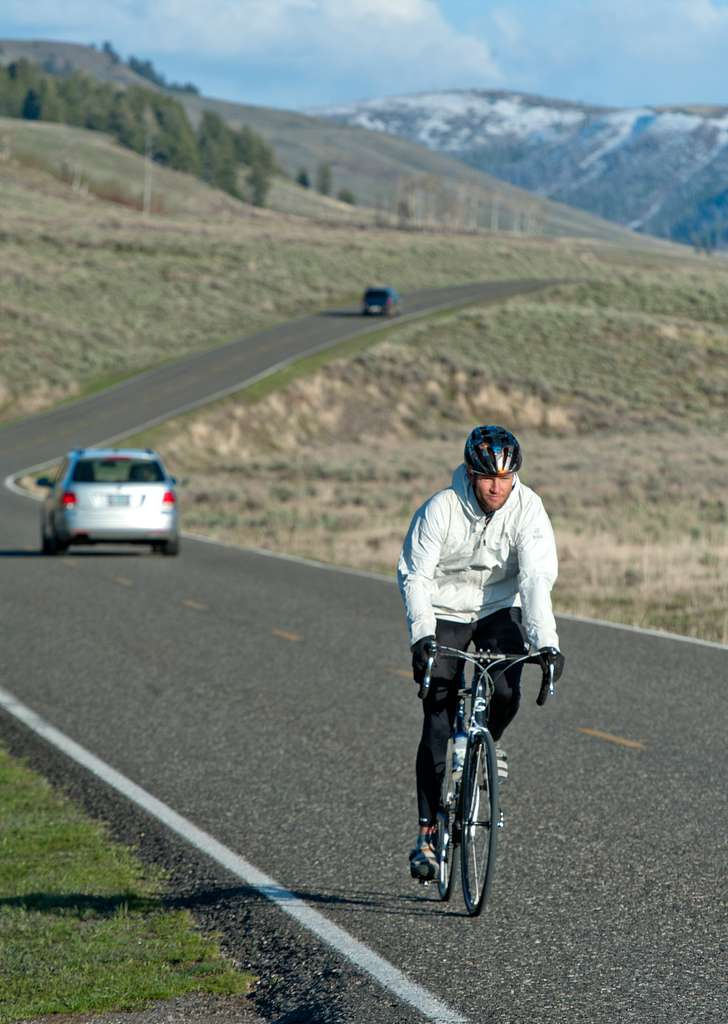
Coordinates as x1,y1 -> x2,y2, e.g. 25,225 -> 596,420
435,738 -> 457,901
460,730 -> 498,916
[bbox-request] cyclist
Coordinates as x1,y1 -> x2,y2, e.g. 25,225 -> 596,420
397,425 -> 565,880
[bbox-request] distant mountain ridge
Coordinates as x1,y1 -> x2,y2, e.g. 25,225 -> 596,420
0,39 -> 656,245
316,90 -> 728,246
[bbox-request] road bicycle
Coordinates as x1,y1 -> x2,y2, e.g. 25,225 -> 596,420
419,641 -> 556,916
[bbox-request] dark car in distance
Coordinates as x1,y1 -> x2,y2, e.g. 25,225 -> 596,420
361,286 -> 401,316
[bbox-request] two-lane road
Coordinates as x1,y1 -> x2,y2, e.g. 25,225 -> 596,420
1,281 -> 725,1024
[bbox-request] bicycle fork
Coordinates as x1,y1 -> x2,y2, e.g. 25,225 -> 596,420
470,701 -> 506,833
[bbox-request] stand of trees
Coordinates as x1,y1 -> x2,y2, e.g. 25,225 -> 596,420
127,56 -> 200,96
98,41 -> 199,94
297,163 -> 356,206
0,59 -> 275,206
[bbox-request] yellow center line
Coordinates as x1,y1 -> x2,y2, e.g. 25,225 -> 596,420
390,668 -> 413,679
181,599 -> 208,611
271,628 -> 302,642
577,727 -> 646,751
113,576 -> 133,587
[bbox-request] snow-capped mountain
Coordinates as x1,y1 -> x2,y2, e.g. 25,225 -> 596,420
316,91 -> 728,245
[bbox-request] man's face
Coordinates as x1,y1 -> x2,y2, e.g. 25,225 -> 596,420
467,467 -> 515,513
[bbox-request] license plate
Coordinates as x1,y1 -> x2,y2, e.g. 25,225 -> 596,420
107,494 -> 130,507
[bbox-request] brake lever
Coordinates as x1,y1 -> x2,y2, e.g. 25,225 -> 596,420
417,655 -> 433,699
536,660 -> 555,706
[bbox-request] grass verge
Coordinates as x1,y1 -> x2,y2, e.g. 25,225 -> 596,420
0,745 -> 253,1023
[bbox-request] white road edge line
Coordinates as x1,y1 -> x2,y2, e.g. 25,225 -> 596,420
0,684 -> 467,1024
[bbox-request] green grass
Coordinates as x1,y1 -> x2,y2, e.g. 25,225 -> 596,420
0,746 -> 252,1023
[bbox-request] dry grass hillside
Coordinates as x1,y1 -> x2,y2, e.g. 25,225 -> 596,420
5,117 -> 727,643
0,117 -> 662,422
134,266 -> 728,645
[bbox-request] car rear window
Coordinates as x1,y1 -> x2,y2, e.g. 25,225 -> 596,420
365,289 -> 390,303
71,458 -> 165,484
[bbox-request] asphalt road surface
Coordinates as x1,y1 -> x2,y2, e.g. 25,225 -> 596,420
1,281 -> 725,1024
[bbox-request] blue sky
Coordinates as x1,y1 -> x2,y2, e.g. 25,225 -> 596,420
2,1 -> 728,110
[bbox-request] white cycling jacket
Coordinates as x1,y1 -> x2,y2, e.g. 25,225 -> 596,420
397,464 -> 559,650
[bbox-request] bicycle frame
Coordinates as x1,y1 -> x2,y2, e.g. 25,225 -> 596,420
418,641 -> 556,914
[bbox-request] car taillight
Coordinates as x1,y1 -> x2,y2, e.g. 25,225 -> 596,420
162,490 -> 176,505
61,491 -> 76,507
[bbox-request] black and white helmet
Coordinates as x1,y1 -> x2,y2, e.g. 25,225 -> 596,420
464,425 -> 522,476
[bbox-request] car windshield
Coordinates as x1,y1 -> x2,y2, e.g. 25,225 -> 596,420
71,458 -> 165,484
365,290 -> 390,302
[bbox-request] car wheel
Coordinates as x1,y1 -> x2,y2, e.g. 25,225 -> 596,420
41,529 -> 57,555
161,536 -> 180,556
41,522 -> 65,555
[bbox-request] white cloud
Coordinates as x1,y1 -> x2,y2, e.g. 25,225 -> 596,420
483,0 -> 728,105
5,0 -> 727,107
0,1 -> 502,100
490,9 -> 522,48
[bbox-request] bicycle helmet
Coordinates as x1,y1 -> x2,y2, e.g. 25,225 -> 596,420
464,425 -> 522,476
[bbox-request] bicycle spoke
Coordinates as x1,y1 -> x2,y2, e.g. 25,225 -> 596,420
460,732 -> 498,916
435,737 -> 456,901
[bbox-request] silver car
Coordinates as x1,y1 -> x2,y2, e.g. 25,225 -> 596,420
38,448 -> 180,556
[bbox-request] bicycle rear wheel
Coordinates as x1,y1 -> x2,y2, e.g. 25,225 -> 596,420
435,738 -> 457,901
460,730 -> 498,916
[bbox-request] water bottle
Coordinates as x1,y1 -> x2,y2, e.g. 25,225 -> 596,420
452,700 -> 467,779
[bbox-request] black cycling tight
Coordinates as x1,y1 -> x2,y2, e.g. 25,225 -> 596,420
416,608 -> 526,826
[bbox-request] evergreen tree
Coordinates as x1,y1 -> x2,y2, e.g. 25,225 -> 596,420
247,163 -> 270,207
102,41 -> 121,64
296,168 -> 310,188
58,72 -> 91,127
2,60 -> 36,117
235,126 -> 274,173
128,55 -> 165,87
316,161 -> 332,196
108,92 -> 144,151
235,125 -> 275,206
125,87 -> 201,174
37,78 -> 65,122
198,110 -> 239,196
81,80 -> 116,131
0,61 -> 277,208
21,88 -> 42,120
126,53 -> 199,94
